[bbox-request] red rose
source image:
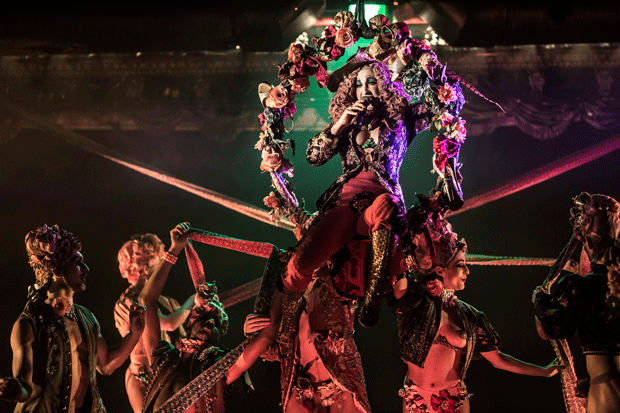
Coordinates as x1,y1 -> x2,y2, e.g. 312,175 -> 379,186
324,26 -> 337,38
278,61 -> 297,81
426,279 -> 444,297
329,44 -> 344,60
334,27 -> 357,48
393,22 -> 410,40
268,85 -> 292,109
296,57 -> 320,77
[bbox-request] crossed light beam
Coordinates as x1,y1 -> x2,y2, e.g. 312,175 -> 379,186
3,97 -> 619,306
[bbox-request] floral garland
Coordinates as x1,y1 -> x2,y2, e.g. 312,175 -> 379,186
255,10 -> 472,221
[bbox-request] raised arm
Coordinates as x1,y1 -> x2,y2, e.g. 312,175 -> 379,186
138,222 -> 189,366
0,317 -> 36,403
96,304 -> 145,375
480,349 -> 562,378
159,293 -> 195,332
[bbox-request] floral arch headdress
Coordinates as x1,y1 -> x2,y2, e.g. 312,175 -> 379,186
254,3 -> 500,222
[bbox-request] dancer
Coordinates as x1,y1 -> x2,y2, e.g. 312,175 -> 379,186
114,233 -> 194,413
389,212 -> 561,413
0,224 -> 145,413
284,52 -> 466,328
534,192 -> 620,413
138,223 -> 281,413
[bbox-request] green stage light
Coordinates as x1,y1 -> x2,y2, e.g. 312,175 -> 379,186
348,4 -> 388,22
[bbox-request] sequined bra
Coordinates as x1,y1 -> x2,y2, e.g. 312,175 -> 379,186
432,333 -> 466,352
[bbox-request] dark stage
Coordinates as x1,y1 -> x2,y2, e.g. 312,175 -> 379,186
1,2 -> 619,412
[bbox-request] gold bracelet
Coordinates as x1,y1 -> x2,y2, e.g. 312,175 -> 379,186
163,251 -> 178,265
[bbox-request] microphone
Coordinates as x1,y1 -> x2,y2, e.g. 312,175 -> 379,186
355,95 -> 372,127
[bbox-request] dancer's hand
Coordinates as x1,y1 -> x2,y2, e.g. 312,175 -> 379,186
244,313 -> 271,336
542,357 -> 565,377
169,222 -> 190,255
114,296 -> 133,336
531,285 -> 549,303
128,302 -> 146,335
0,376 -> 21,401
331,98 -> 372,135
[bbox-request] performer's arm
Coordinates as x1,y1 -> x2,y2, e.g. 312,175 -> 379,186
159,294 -> 195,332
225,290 -> 283,385
306,126 -> 340,166
96,304 -> 145,375
480,349 -> 563,378
0,317 -> 36,402
139,222 -> 190,366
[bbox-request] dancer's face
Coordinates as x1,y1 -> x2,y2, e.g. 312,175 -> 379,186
436,250 -> 468,291
581,213 -> 614,261
60,251 -> 90,292
355,66 -> 380,101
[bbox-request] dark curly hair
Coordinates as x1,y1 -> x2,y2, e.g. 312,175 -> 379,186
329,62 -> 409,131
25,224 -> 82,288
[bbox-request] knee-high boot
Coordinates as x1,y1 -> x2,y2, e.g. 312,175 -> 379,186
358,227 -> 397,328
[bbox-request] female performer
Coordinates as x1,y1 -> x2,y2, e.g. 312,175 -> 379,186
114,233 -> 194,412
389,213 -> 562,412
284,53 -> 465,328
534,192 -> 620,413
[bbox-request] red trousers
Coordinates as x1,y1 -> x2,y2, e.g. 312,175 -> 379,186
285,172 -> 405,294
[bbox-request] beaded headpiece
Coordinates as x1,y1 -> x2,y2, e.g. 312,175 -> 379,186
570,192 -> 620,241
186,281 -> 229,337
25,224 -> 82,287
412,213 -> 467,273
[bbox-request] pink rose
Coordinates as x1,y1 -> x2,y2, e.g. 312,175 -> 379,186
437,84 -> 457,104
263,192 -> 282,209
450,118 -> 467,143
287,43 -> 307,65
334,11 -> 354,28
334,27 -> 357,48
291,76 -> 310,93
440,112 -> 454,128
419,52 -> 441,79
268,85 -> 292,109
51,296 -> 72,317
433,134 -> 461,172
260,147 -> 294,174
254,136 -> 267,151
369,14 -> 390,29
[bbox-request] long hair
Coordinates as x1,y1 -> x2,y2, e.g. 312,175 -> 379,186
329,62 -> 409,131
25,224 -> 82,288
